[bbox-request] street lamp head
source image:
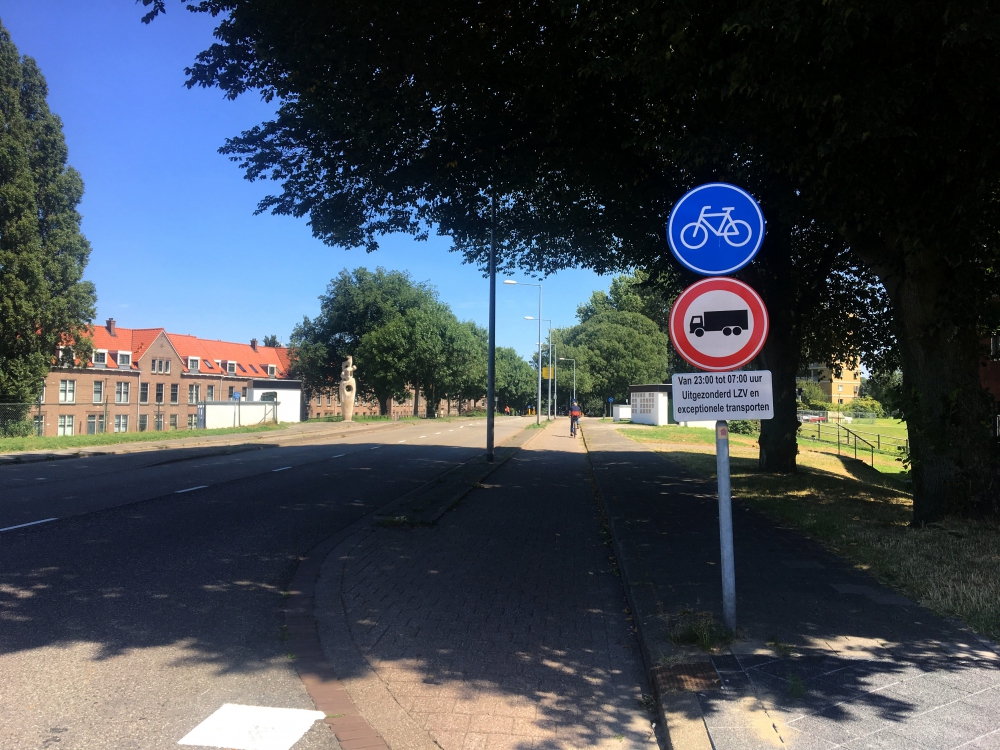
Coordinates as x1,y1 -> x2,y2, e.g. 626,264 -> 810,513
503,280 -> 517,285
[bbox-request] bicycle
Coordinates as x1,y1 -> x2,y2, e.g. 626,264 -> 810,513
680,205 -> 753,249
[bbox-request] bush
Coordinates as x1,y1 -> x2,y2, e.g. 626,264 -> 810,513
0,421 -> 34,438
728,419 -> 760,435
846,396 -> 886,418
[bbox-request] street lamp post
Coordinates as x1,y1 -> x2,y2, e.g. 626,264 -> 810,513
526,317 -> 552,420
559,357 -> 576,404
503,280 -> 542,425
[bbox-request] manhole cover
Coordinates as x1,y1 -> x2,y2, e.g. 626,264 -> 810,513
653,662 -> 721,693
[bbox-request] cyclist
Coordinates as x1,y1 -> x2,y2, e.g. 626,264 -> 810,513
569,400 -> 582,437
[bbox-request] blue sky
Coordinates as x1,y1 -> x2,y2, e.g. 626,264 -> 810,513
1,1 -> 609,360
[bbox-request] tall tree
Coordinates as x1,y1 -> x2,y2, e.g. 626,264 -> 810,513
289,267 -> 436,406
494,347 -> 536,413
0,23 -> 95,402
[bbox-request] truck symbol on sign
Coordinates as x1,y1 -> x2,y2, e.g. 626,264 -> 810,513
689,309 -> 749,337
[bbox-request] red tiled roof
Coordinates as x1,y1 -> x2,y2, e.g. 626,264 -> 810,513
166,333 -> 291,378
76,324 -> 292,378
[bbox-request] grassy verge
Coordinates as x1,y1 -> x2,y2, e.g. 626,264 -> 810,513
525,420 -> 549,430
617,425 -> 1000,641
0,422 -> 288,454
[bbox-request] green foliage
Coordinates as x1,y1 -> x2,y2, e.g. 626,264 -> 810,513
728,420 -> 760,436
495,346 -> 536,412
0,23 -> 96,402
554,309 -> 668,413
796,380 -> 830,410
846,397 -> 887,419
262,334 -> 280,347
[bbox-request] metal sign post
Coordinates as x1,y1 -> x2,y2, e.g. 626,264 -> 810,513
715,421 -> 737,631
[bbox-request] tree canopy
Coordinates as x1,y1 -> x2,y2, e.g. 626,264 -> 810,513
0,22 -> 96,402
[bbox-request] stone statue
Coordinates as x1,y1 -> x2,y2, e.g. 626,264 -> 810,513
339,356 -> 357,422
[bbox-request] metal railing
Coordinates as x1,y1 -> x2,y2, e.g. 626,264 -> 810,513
797,420 -> 895,467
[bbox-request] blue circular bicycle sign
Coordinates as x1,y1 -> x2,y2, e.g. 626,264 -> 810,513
666,183 -> 765,275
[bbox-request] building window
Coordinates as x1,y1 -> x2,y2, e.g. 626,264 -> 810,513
316,394 -> 322,405
155,383 -> 164,403
169,414 -> 178,430
57,414 -> 74,436
115,382 -> 130,404
267,364 -> 277,378
165,359 -> 171,374
93,381 -> 104,404
837,398 -> 843,404
86,414 -> 105,435
140,383 -> 149,403
188,384 -> 200,404
33,415 -> 43,435
188,358 -> 200,371
114,415 -> 128,433
187,414 -> 197,430
837,384 -> 844,392
93,351 -> 107,366
327,394 -> 333,406
226,361 -> 237,374
139,414 -> 148,432
228,386 -> 235,399
39,383 -> 46,403
58,380 -> 76,403
117,352 -> 131,367
854,386 -> 860,395
154,414 -> 163,431
206,385 -> 215,400
242,387 -> 248,399
170,384 -> 179,404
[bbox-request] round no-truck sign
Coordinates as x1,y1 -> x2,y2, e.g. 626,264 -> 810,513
669,277 -> 769,372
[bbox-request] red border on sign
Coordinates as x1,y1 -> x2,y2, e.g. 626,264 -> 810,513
668,277 -> 769,372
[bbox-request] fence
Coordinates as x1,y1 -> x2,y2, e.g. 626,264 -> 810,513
797,410 -> 878,425
797,420 -> 911,465
0,402 -> 43,437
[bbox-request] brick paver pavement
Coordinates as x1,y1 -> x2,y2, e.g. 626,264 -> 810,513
323,423 -> 657,750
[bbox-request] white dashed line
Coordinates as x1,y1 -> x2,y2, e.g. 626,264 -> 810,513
272,466 -> 292,472
420,435 -> 427,438
370,446 -> 381,450
0,518 -> 57,533
435,432 -> 441,435
332,454 -> 346,458
176,485 -> 208,494
398,440 -> 406,443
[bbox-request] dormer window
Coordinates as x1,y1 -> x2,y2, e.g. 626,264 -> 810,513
93,350 -> 107,366
188,357 -> 200,372
267,364 -> 277,378
226,361 -> 236,374
117,352 -> 132,367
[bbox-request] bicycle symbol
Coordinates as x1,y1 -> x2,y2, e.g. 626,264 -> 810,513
680,205 -> 753,250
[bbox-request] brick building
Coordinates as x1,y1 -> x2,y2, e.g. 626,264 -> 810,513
36,319 -> 299,436
805,362 -> 862,405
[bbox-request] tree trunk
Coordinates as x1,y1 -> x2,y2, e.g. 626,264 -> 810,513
424,384 -> 438,418
860,241 -> 999,521
378,395 -> 391,416
412,387 -> 420,416
743,225 -> 800,473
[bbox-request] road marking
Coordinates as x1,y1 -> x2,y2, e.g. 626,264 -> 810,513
332,454 -> 346,458
272,466 -> 292,472
0,518 -> 57,533
435,432 -> 441,434
179,703 -> 325,749
449,429 -> 454,432
370,446 -> 381,450
420,435 -> 427,438
398,440 -> 406,443
176,485 -> 208,494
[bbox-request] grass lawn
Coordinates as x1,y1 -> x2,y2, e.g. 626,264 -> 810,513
618,424 -> 1000,641
0,422 -> 288,454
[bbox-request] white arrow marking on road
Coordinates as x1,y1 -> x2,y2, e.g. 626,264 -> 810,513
272,467 -> 292,472
176,486 -> 208,493
0,518 -> 57,533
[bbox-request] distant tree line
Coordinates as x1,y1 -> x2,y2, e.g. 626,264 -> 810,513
289,268 -> 536,417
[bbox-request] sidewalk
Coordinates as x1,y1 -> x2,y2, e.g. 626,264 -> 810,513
0,418 -> 404,465
314,421 -> 658,750
583,420 -> 1000,750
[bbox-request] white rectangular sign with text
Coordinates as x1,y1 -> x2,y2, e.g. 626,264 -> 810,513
672,370 -> 774,421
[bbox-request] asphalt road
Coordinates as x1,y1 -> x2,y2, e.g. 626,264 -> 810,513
0,417 -> 529,750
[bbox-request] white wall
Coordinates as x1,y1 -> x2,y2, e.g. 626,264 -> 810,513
631,391 -> 669,425
197,402 -> 277,429
612,404 -> 632,422
248,386 -> 302,423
